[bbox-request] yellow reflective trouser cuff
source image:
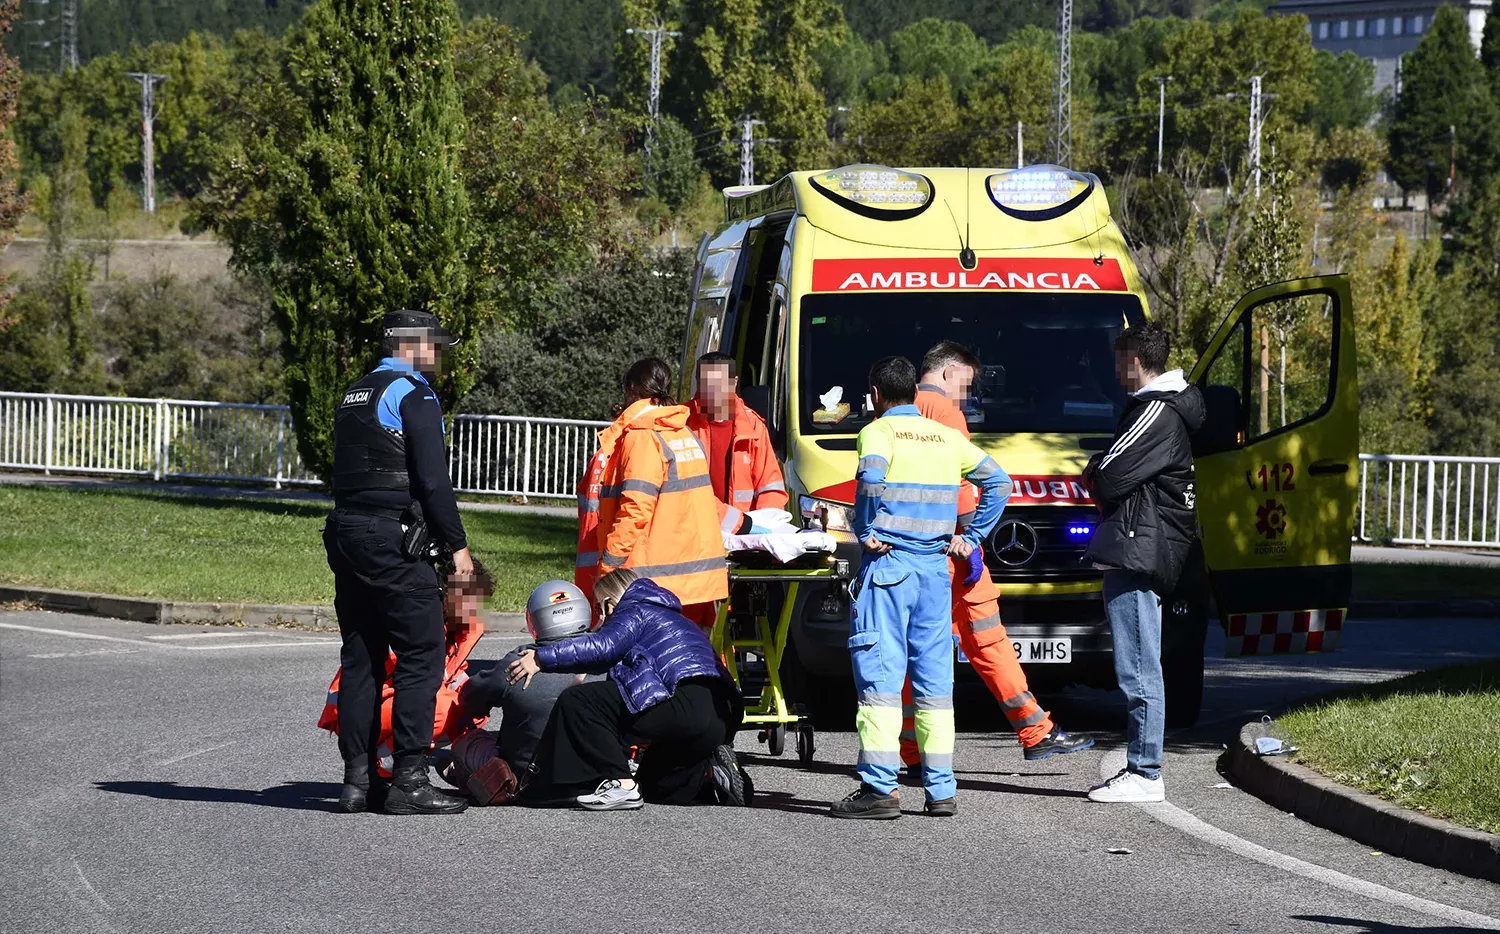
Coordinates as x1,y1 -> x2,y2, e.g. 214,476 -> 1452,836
855,705 -> 903,771
914,708 -> 956,768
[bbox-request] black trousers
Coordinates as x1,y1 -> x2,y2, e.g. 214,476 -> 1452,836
527,678 -> 738,805
323,509 -> 445,771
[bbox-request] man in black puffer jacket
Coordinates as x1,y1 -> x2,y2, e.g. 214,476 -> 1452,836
1080,321 -> 1204,805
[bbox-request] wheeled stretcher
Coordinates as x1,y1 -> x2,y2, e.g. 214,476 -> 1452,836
710,538 -> 849,767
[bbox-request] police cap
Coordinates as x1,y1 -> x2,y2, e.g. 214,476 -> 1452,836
382,308 -> 458,346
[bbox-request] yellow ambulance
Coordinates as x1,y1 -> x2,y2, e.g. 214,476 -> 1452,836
678,164 -> 1357,726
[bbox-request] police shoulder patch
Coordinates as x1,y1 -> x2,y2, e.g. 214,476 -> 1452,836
341,388 -> 373,407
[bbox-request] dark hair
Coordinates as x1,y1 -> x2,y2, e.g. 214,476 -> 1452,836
621,357 -> 675,407
869,356 -> 917,406
920,340 -> 980,378
1115,321 -> 1170,374
696,351 -> 737,379
380,336 -> 403,357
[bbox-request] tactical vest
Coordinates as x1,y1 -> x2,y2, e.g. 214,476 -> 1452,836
331,368 -> 421,497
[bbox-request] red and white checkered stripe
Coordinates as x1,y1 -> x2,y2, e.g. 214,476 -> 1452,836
1224,608 -> 1345,657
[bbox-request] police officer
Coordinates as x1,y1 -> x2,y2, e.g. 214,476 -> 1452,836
324,309 -> 472,815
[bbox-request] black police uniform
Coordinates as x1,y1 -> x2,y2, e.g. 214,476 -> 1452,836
323,323 -> 468,810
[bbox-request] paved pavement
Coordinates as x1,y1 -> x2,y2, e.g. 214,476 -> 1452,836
2,609 -> 1498,934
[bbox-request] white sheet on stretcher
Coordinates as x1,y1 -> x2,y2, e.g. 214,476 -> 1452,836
724,531 -> 837,564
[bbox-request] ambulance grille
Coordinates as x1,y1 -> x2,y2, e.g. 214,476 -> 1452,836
983,507 -> 1100,582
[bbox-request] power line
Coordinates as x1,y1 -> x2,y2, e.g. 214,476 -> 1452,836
739,117 -> 765,186
625,22 -> 680,158
1051,0 -> 1073,166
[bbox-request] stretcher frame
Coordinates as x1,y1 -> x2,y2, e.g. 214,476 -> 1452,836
711,557 -> 848,766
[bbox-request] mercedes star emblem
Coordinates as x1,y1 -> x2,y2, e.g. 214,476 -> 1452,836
991,520 -> 1040,567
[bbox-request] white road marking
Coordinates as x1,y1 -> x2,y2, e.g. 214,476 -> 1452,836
147,631 -> 270,640
158,740 -> 237,766
1,621 -> 336,652
0,622 -> 154,645
27,648 -> 144,660
69,858 -> 112,915
1098,749 -> 1500,930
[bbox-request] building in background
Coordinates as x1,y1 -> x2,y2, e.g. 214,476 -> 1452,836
1268,0 -> 1491,94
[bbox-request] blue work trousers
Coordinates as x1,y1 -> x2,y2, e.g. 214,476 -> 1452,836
849,549 -> 956,799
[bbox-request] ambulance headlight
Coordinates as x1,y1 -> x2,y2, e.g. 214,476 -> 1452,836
987,166 -> 1095,219
800,496 -> 855,535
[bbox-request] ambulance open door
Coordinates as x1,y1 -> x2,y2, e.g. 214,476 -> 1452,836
1188,275 -> 1359,656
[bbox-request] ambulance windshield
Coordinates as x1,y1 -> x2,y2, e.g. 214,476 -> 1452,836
799,291 -> 1145,435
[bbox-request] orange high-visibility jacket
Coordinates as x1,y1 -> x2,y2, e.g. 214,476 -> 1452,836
596,402 -> 729,605
318,615 -> 487,777
575,401 -> 647,597
687,397 -> 789,534
916,384 -> 982,527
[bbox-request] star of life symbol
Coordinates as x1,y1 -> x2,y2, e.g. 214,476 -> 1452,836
1255,499 -> 1288,539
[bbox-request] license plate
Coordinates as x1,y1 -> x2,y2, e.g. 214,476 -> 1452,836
956,637 -> 1072,664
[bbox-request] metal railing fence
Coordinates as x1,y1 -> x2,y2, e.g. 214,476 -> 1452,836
5,392 -> 1500,534
0,391 -> 605,500
1357,453 -> 1500,549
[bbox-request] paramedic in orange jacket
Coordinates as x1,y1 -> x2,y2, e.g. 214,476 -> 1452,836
900,341 -> 1094,765
588,357 -> 728,630
686,351 -> 788,534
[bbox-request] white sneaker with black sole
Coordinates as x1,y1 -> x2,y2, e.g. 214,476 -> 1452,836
709,745 -> 754,806
1088,768 -> 1165,803
576,779 -> 643,810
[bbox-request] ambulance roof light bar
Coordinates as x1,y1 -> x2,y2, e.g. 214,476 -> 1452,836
987,165 -> 1097,221
808,164 -> 934,221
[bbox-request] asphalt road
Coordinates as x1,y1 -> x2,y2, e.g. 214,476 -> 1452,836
2,609 -> 1498,934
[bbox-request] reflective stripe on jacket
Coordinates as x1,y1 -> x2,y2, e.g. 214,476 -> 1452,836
575,401 -> 648,600
686,397 -> 788,531
597,403 -> 729,605
853,405 -> 1009,556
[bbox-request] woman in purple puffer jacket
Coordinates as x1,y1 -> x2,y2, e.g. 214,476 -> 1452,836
506,569 -> 752,810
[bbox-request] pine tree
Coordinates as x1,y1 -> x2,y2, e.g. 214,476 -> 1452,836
1388,5 -> 1499,200
263,0 -> 472,478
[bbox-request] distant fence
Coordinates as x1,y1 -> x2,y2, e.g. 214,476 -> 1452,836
0,391 -> 607,501
1357,454 -> 1500,549
3,392 -> 1499,539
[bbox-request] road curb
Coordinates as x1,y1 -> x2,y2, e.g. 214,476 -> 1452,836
1351,598 -> 1500,618
1226,720 -> 1500,884
0,585 -> 528,634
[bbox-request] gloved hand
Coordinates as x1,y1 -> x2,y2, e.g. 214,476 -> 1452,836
962,547 -> 985,586
747,508 -> 793,529
748,524 -> 772,534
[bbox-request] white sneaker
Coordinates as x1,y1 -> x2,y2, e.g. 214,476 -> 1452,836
577,779 -> 643,811
1088,769 -> 1165,803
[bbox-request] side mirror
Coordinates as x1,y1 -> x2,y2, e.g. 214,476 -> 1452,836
1194,384 -> 1242,456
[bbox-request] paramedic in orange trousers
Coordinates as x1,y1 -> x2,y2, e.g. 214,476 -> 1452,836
898,341 -> 1094,773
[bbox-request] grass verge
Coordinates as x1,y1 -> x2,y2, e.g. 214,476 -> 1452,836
0,486 -> 573,612
1279,660 -> 1500,835
1351,563 -> 1500,601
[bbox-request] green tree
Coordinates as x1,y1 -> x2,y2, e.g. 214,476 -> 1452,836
850,74 -> 964,166
966,38 -> 1053,167
1309,50 -> 1376,135
886,18 -> 988,90
815,30 -> 887,107
253,0 -> 472,478
1388,5 -> 1500,200
1351,232 -> 1433,452
0,0 -> 26,334
1481,8 -> 1500,100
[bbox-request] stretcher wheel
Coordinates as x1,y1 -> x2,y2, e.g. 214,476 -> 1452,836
766,723 -> 786,757
796,724 -> 815,766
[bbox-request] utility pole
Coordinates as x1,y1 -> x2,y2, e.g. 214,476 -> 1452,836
625,22 -> 680,157
1016,121 -> 1024,168
1051,0 -> 1073,166
1155,75 -> 1172,175
1248,75 -> 1265,199
739,117 -> 765,186
1448,124 -> 1457,194
59,0 -> 77,71
127,72 -> 170,213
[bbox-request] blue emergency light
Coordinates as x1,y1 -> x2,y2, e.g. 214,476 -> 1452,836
1066,524 -> 1092,538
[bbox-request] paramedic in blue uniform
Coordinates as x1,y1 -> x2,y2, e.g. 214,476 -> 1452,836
324,308 -> 473,816
829,356 -> 1009,820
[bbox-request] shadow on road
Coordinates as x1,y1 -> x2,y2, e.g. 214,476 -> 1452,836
96,780 -> 339,811
1291,915 -> 1490,933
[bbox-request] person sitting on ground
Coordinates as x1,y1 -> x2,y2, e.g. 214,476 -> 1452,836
443,580 -> 602,805
506,569 -> 753,811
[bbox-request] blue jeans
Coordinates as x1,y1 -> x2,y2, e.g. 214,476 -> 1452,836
1103,569 -> 1164,780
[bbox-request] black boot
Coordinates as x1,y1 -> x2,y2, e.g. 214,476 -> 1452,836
338,762 -> 371,814
384,763 -> 469,815
1023,729 -> 1096,761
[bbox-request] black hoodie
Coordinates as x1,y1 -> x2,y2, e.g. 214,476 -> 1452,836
1081,370 -> 1206,593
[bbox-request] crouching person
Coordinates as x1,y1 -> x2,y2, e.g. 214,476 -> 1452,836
508,569 -> 753,810
445,580 -> 601,805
